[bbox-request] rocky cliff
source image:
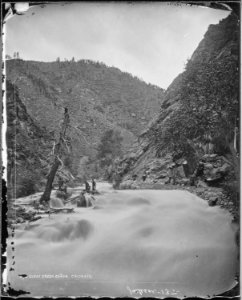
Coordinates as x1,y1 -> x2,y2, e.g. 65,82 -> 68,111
117,13 -> 239,207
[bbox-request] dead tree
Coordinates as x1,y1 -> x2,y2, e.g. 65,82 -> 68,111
40,108 -> 70,204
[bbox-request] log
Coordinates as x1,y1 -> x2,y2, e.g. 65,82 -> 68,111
13,202 -> 33,206
65,195 -> 79,203
49,207 -> 75,213
29,216 -> 42,223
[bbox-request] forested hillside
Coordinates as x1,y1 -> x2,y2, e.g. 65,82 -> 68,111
6,59 -> 164,196
6,59 -> 163,135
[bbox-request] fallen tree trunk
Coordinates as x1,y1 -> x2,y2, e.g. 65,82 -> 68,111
49,207 -> 74,213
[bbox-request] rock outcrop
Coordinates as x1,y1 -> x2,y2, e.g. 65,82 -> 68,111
116,12 -> 239,213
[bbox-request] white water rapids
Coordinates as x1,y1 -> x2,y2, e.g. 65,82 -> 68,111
7,182 -> 238,298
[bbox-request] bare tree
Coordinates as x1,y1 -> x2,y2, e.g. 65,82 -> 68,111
40,108 -> 70,204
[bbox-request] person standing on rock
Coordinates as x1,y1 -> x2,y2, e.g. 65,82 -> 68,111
113,172 -> 121,189
142,173 -> 147,182
91,178 -> 96,192
58,178 -> 64,190
195,161 -> 205,178
182,160 -> 189,178
85,180 -> 90,193
167,165 -> 172,184
62,181 -> 67,194
168,164 -> 176,184
142,170 -> 149,182
172,165 -> 177,185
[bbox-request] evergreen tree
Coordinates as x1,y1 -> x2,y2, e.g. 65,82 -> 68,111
97,129 -> 123,167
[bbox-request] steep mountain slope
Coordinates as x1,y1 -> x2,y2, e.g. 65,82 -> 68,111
6,59 -> 163,136
118,13 -> 239,189
6,59 -> 164,193
6,80 -> 53,198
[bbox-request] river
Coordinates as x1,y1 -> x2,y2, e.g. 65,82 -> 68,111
7,182 -> 238,298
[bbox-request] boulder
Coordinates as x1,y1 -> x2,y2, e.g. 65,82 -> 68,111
86,194 -> 95,206
17,217 -> 24,223
119,180 -> 133,189
219,163 -> 230,174
56,190 -> 68,200
197,180 -> 208,188
76,194 -> 91,207
202,154 -> 218,162
153,183 -> 165,189
208,196 -> 218,206
156,171 -> 167,179
204,163 -> 229,182
130,182 -> 140,189
176,158 -> 187,165
201,155 -> 231,184
176,165 -> 186,178
205,171 -> 223,182
196,187 -> 207,194
77,198 -> 86,207
180,178 -> 190,185
204,163 -> 214,169
148,158 -> 170,172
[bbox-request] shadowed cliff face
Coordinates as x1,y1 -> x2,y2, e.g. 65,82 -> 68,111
118,13 -> 239,185
6,80 -> 53,199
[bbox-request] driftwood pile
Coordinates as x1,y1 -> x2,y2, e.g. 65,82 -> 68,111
12,204 -> 42,224
11,197 -> 75,225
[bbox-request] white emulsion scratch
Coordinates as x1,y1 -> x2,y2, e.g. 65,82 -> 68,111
2,22 -> 7,181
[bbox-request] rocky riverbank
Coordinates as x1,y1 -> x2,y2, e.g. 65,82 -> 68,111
114,152 -> 239,225
118,180 -> 239,223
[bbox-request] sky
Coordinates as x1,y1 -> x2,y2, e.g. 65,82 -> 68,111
4,2 -> 229,89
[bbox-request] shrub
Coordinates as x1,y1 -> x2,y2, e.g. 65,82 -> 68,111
16,177 -> 38,198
